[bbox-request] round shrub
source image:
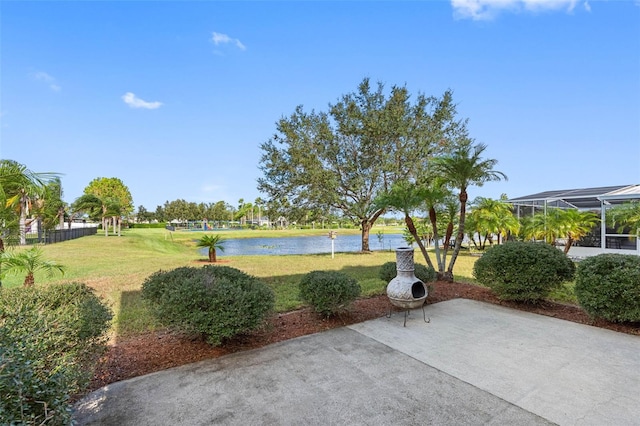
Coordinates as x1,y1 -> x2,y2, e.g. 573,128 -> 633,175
299,270 -> 361,316
575,254 -> 640,322
473,242 -> 575,302
379,261 -> 437,283
0,282 -> 112,425
141,265 -> 275,346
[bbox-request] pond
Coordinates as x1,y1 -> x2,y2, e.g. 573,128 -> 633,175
201,234 -> 408,256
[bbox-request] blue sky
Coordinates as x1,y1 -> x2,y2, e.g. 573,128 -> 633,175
1,0 -> 639,212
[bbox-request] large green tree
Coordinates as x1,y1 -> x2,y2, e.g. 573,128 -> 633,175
84,177 -> 133,217
259,78 -> 462,251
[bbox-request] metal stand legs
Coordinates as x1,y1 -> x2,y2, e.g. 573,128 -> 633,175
387,303 -> 430,327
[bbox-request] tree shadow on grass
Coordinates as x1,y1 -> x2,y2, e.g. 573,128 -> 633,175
115,290 -> 161,343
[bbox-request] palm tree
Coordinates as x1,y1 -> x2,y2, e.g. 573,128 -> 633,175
0,160 -> 59,246
375,180 -> 436,270
470,197 -> 519,248
2,246 -> 65,287
522,208 -> 598,254
608,201 -> 640,234
73,194 -> 112,236
557,209 -> 599,254
196,234 -> 226,262
433,141 -> 507,281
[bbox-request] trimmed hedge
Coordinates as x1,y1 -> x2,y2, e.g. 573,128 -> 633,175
575,254 -> 640,322
379,262 -> 437,284
473,242 -> 575,302
299,271 -> 361,316
129,222 -> 168,229
141,265 -> 274,346
0,283 -> 112,425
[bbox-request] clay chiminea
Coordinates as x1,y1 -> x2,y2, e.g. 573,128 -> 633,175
386,246 -> 428,309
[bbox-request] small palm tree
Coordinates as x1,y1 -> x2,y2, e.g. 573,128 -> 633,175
2,246 -> 65,287
557,209 -> 599,254
196,234 -> 226,262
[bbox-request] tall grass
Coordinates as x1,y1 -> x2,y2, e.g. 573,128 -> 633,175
1,228 -> 480,338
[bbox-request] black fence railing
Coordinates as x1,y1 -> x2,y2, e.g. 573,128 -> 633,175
25,227 -> 98,245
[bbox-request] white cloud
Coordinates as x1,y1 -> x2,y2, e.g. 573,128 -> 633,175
451,0 -> 589,20
211,32 -> 246,51
121,92 -> 163,110
30,71 -> 61,92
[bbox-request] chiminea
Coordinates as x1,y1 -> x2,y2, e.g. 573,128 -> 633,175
386,247 -> 428,309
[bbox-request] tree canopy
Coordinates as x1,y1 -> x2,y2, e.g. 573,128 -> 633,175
258,78 -> 465,251
84,177 -> 134,216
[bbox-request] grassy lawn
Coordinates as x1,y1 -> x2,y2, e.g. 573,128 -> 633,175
1,228 -> 482,339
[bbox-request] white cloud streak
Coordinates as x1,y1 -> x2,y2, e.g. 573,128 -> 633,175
212,32 -> 246,51
31,71 -> 61,92
451,0 -> 590,20
121,92 -> 163,109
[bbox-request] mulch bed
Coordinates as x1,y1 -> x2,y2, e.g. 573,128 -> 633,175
89,280 -> 640,393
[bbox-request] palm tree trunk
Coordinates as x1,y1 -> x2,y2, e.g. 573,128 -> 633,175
428,207 -> 444,274
24,272 -> 35,287
406,215 -> 435,270
564,237 -> 574,254
445,190 -> 468,282
19,207 -> 27,246
211,248 -> 217,263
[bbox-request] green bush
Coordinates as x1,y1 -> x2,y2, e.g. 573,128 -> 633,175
575,254 -> 640,322
0,283 -> 112,425
473,242 -> 575,302
141,265 -> 275,346
299,270 -> 361,316
379,262 -> 437,284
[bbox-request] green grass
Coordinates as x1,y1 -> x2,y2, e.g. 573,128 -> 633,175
0,228 -> 479,338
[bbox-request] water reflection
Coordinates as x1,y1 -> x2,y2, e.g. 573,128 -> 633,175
201,234 -> 408,256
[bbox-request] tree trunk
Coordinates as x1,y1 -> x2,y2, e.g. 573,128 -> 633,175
209,248 -> 217,263
19,209 -> 27,246
405,215 -> 435,270
428,207 -> 444,275
564,237 -> 574,254
0,238 -> 4,288
59,208 -> 65,230
24,272 -> 35,287
360,220 -> 371,252
445,190 -> 468,282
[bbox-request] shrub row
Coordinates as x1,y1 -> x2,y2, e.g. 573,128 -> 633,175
473,242 -> 640,323
142,265 -> 275,346
128,222 -> 168,229
0,283 -> 112,425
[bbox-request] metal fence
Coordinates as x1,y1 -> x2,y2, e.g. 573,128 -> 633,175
25,226 -> 98,245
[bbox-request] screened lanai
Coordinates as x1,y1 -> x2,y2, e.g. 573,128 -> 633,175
509,184 -> 640,255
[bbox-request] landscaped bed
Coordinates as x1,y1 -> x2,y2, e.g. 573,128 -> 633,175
89,279 -> 640,393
